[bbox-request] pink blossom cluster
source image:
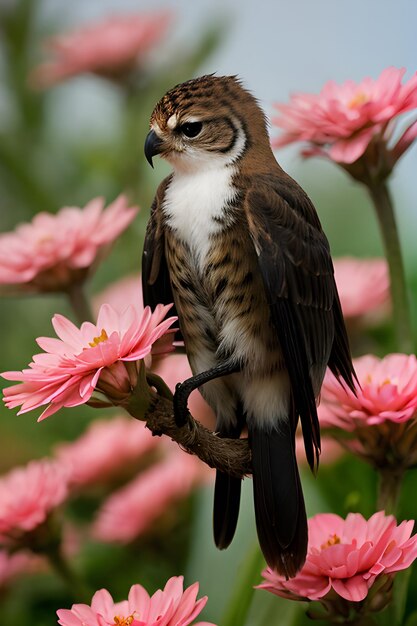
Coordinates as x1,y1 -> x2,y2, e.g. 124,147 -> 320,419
319,354 -> 417,468
57,576 -> 216,626
320,353 -> 417,429
0,196 -> 138,292
273,67 -> 417,164
2,303 -> 176,419
0,549 -> 44,587
93,450 -> 209,543
0,459 -> 68,541
31,12 -> 171,88
259,512 -> 417,604
55,415 -> 159,488
333,257 -> 390,320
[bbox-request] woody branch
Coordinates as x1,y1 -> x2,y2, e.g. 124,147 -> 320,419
122,373 -> 252,478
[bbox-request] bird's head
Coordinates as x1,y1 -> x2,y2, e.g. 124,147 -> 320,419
144,74 -> 271,174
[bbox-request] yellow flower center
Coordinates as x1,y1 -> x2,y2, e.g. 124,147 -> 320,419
113,615 -> 135,626
89,328 -> 109,348
321,534 -> 341,550
348,92 -> 368,109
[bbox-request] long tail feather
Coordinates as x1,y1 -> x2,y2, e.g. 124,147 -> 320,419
249,418 -> 307,578
213,471 -> 242,549
213,416 -> 243,549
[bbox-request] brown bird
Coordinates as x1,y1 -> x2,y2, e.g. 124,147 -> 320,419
142,74 -> 356,578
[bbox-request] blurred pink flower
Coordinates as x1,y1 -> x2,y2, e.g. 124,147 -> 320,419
273,67 -> 417,165
0,196 -> 138,293
259,511 -> 417,614
334,257 -> 390,320
31,12 -> 171,88
93,451 -> 209,543
57,576 -> 216,626
296,434 -> 343,466
93,274 -> 143,315
0,459 -> 68,541
55,415 -> 159,489
321,354 -> 417,428
319,354 -> 417,468
2,303 -> 176,419
0,549 -> 44,586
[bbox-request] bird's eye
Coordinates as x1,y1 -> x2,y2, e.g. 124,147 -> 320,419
180,121 -> 203,138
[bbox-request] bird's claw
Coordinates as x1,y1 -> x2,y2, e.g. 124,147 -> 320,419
173,382 -> 189,427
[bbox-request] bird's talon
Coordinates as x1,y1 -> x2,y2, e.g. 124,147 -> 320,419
173,386 -> 189,427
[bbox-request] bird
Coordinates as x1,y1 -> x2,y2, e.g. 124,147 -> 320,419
142,74 -> 356,578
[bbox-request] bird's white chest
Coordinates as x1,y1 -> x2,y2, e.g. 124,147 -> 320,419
162,167 -> 236,267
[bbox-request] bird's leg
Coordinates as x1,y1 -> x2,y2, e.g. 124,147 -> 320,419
173,361 -> 240,426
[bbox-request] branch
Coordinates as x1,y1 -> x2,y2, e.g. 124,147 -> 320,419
125,393 -> 252,479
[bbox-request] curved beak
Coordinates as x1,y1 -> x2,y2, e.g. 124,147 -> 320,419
144,130 -> 164,168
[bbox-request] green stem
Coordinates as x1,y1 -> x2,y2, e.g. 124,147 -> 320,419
366,182 -> 413,353
66,283 -> 94,324
47,547 -> 91,603
376,467 -> 404,515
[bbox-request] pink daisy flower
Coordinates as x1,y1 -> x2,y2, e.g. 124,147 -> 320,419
321,353 -> 417,428
94,275 -> 216,429
55,416 -> 159,489
1,303 -> 177,419
92,451 -> 210,544
273,67 -> 417,165
56,576 -> 216,626
0,459 -> 69,542
31,12 -> 172,88
333,257 -> 390,321
0,195 -> 138,293
259,512 -> 417,617
319,353 -> 417,469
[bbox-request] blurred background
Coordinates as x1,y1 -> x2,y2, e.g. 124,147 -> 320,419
0,0 -> 416,624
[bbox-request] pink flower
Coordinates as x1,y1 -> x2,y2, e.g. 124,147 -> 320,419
93,274 -> 143,315
2,303 -> 177,419
55,416 -> 159,489
259,511 -> 417,613
0,549 -> 44,587
319,354 -> 417,468
296,435 -> 343,466
92,451 -> 209,543
273,67 -> 417,165
0,459 -> 68,541
56,576 -> 216,626
94,275 -> 216,429
31,12 -> 171,88
334,257 -> 390,320
0,195 -> 138,293
321,354 -> 417,428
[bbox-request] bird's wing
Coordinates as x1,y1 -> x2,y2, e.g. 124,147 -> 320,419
245,176 -> 355,470
142,175 -> 183,341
